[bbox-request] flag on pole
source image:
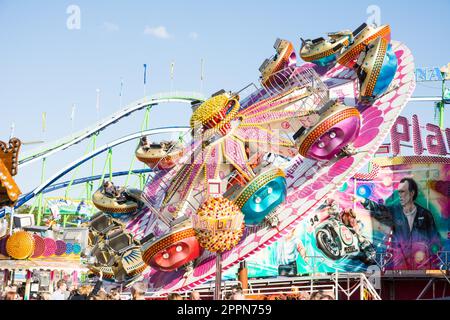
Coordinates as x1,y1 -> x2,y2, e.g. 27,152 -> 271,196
143,64 -> 147,85
170,61 -> 175,80
42,112 -> 47,133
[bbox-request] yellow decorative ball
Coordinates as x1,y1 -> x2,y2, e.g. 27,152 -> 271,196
6,231 -> 35,260
193,197 -> 244,253
190,94 -> 230,128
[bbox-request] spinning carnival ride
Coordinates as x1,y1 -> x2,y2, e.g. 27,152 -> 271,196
81,22 -> 416,293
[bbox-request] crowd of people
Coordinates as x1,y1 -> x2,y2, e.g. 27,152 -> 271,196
1,280 -> 333,301
262,290 -> 334,300
166,285 -> 245,300
0,278 -> 119,301
0,278 -> 205,301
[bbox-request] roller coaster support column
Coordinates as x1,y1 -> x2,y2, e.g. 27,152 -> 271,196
86,133 -> 98,207
97,148 -> 113,190
125,106 -> 151,187
64,138 -> 97,221
109,149 -> 113,182
139,173 -> 146,190
36,158 -> 47,226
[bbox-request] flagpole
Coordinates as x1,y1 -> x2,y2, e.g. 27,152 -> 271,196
71,103 -> 76,135
170,61 -> 175,92
42,112 -> 47,138
96,89 -> 100,120
200,58 -> 204,93
9,122 -> 15,140
120,78 -> 124,108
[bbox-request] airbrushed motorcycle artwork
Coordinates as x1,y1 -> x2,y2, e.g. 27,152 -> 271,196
313,200 -> 376,265
81,22 -> 416,293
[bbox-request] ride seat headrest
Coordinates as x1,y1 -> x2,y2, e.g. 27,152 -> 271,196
353,23 -> 367,37
311,37 -> 325,44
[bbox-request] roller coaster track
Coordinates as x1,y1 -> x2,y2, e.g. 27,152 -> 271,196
17,91 -> 439,170
16,126 -> 190,208
37,168 -> 152,196
14,91 -> 441,208
18,92 -> 204,168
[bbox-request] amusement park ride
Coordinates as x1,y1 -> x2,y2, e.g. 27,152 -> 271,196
0,138 -> 21,209
1,21 -> 449,299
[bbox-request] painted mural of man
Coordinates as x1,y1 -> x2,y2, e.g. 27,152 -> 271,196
357,177 -> 441,269
276,228 -> 309,276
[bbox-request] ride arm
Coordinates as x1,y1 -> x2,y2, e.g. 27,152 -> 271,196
88,279 -> 103,298
88,271 -> 103,298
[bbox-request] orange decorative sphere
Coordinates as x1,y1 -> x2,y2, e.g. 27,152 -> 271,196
193,197 -> 244,253
6,231 -> 35,260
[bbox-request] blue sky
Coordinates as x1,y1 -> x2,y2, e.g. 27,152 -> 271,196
0,0 -> 449,195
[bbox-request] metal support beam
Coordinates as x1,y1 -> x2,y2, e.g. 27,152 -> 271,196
37,157 -> 46,225
214,253 -> 222,300
440,76 -> 446,129
416,279 -> 435,300
125,106 -> 152,187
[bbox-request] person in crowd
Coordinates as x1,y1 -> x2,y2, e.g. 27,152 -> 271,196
189,290 -> 201,300
16,285 -> 25,300
131,282 -> 147,300
4,291 -> 18,300
310,290 -> 334,300
274,293 -> 287,300
230,291 -> 246,300
90,290 -> 108,300
50,279 -> 68,300
229,285 -> 246,300
108,287 -> 121,300
69,285 -> 93,300
167,292 -> 183,300
38,292 -> 51,300
223,291 -> 233,300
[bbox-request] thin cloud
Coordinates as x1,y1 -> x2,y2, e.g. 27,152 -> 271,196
144,26 -> 172,39
188,32 -> 199,40
103,22 -> 119,32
